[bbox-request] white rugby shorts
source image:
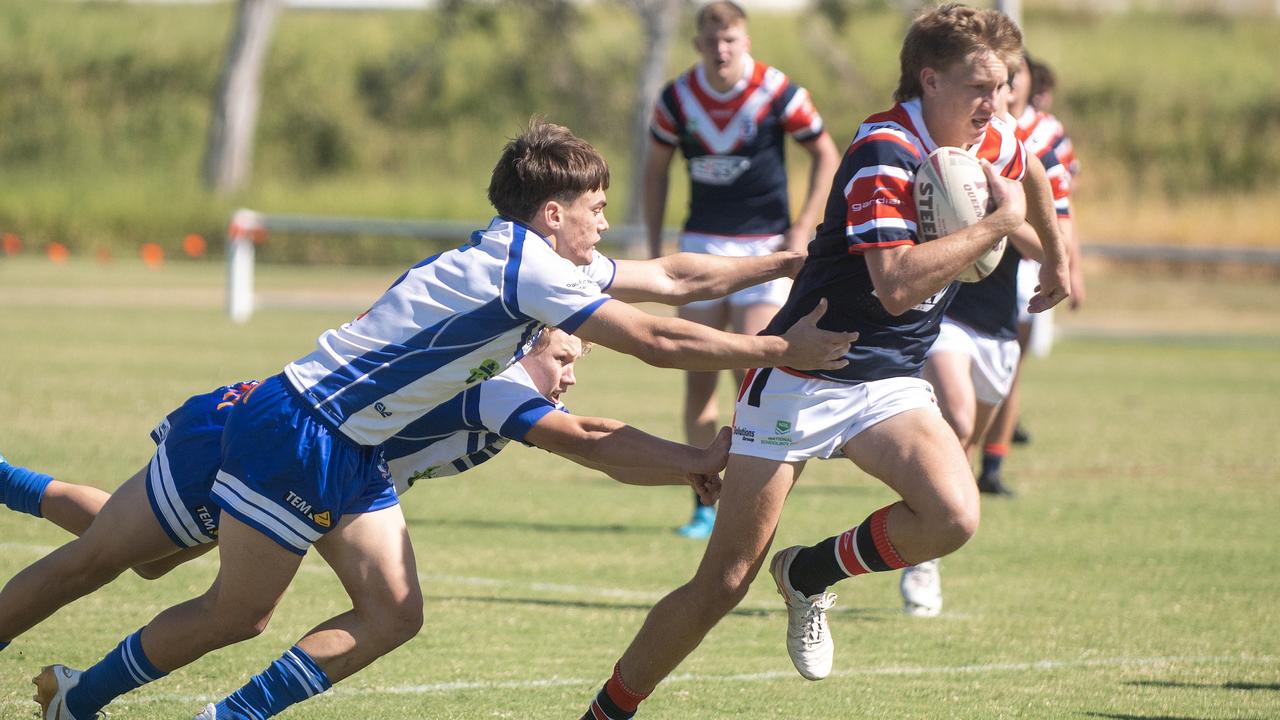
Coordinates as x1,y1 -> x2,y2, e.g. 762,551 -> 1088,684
928,318 -> 1021,406
730,370 -> 940,462
678,231 -> 791,309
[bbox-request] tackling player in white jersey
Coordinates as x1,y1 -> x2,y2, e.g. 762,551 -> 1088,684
22,120 -> 855,720
0,329 -> 723,669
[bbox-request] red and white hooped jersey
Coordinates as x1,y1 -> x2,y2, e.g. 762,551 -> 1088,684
651,55 -> 825,238
1016,106 -> 1076,218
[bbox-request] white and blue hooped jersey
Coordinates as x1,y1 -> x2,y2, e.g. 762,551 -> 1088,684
284,216 -> 615,446
382,362 -> 564,493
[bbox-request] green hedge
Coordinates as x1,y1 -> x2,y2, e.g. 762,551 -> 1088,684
1,2 -> 1277,260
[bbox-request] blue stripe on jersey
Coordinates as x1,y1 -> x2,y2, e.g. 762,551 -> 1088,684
558,297 -> 610,335
499,398 -> 557,442
463,383 -> 485,428
466,431 -> 481,455
304,299 -> 538,428
502,224 -> 527,316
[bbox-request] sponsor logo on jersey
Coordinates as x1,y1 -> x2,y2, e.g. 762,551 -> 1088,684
763,420 -> 794,447
312,511 -> 332,528
466,359 -> 501,384
732,426 -> 756,443
374,401 -> 392,418
152,418 -> 171,442
407,466 -> 439,487
775,420 -> 792,435
689,156 -> 752,186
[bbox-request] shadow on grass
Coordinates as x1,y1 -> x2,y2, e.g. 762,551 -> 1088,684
407,517 -> 668,535
1127,680 -> 1280,692
430,594 -> 895,621
1082,715 -> 1219,720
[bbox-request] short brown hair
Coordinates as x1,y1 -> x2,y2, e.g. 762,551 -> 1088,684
488,119 -> 611,223
696,1 -> 747,34
1028,55 -> 1056,98
894,4 -> 1023,103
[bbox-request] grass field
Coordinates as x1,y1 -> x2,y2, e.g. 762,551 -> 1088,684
1,257 -> 1278,719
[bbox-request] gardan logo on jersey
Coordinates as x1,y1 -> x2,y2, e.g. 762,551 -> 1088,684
466,359 -> 501,384
285,491 -> 331,528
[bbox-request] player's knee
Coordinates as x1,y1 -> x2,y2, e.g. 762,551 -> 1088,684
205,597 -> 278,642
937,494 -> 980,553
692,566 -> 757,616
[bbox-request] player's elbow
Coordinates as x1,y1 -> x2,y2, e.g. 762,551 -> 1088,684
878,291 -> 916,317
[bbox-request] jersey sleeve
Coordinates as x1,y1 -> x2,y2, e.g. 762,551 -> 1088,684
579,250 -> 618,292
841,132 -> 922,252
475,372 -> 557,443
778,82 -> 824,142
650,85 -> 681,147
1038,146 -> 1073,218
514,242 -> 613,334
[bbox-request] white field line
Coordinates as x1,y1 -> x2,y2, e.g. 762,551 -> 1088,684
0,655 -> 1271,711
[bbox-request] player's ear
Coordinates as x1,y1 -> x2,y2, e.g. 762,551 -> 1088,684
542,200 -> 564,230
920,67 -> 938,97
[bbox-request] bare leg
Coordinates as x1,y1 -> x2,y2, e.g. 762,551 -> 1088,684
0,469 -> 183,642
38,480 -> 110,536
843,408 -> 980,563
618,455 -> 800,693
924,350 -> 978,448
140,513 -> 302,671
299,505 -> 424,682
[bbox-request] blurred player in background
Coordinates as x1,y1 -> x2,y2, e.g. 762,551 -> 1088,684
976,52 -> 1087,496
21,120 -> 854,720
580,7 -> 1069,718
645,0 -> 839,539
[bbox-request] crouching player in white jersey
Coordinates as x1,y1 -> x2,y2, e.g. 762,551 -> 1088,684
20,119 -> 853,720
579,6 -> 1070,717
0,329 -> 724,683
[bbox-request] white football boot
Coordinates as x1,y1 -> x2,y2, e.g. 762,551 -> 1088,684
900,559 -> 943,617
769,545 -> 838,681
33,664 -> 97,720
194,703 -> 218,719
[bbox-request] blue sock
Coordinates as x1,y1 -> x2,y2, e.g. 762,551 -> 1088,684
66,629 -> 167,718
0,640 -> 9,652
0,459 -> 53,518
214,646 -> 332,720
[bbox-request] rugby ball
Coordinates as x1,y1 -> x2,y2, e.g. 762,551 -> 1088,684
913,146 -> 1006,283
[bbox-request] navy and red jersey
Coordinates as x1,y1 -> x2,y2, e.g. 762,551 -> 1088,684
762,98 -> 1026,384
1016,106 -> 1075,218
945,243 -> 1024,341
651,55 -> 824,237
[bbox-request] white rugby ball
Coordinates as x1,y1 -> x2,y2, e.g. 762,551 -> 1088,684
913,146 -> 1006,283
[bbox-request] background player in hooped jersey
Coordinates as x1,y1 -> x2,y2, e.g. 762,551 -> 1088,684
0,329 -> 725,683
645,0 -> 840,539
898,55 -> 1062,617
30,120 -> 856,720
580,6 -> 1070,717
976,52 -> 1088,497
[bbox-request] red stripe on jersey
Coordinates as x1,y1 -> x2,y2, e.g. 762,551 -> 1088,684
846,238 -> 914,255
846,172 -> 914,230
737,368 -> 759,403
650,105 -> 677,139
848,128 -> 922,162
780,90 -> 820,136
686,62 -> 769,131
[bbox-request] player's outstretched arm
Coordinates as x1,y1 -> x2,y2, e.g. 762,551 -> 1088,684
1021,154 -> 1071,312
574,298 -> 855,372
541,425 -> 730,505
607,251 -> 804,305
